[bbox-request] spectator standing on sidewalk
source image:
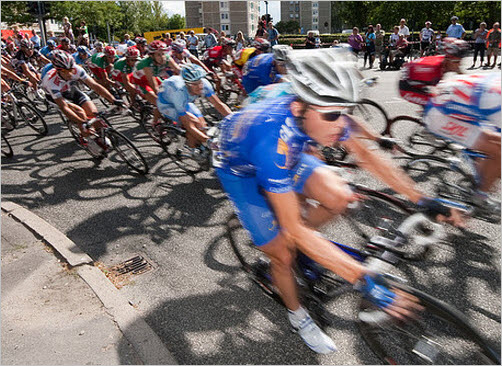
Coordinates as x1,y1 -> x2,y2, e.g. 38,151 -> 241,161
471,22 -> 488,68
419,21 -> 434,57
255,22 -> 268,40
347,27 -> 364,55
375,24 -> 385,64
187,30 -> 199,58
363,25 -> 376,68
398,18 -> 410,39
235,31 -> 247,51
62,17 -> 74,43
267,21 -> 280,47
30,29 -> 41,50
305,31 -> 317,49
123,34 -> 136,47
77,21 -> 88,46
485,22 -> 501,68
203,28 -> 218,49
164,33 -> 173,46
446,16 -> 465,39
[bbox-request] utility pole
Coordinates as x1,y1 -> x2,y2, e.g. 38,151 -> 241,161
37,1 -> 46,46
107,21 -> 111,44
265,1 -> 269,17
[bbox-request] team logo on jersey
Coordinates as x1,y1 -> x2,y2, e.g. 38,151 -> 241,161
274,138 -> 290,169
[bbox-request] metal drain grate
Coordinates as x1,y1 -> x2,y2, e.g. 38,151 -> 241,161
109,255 -> 153,276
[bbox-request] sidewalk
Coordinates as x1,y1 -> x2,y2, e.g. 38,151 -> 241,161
1,203 -> 177,365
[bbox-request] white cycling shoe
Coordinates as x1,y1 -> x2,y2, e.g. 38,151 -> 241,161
289,311 -> 337,354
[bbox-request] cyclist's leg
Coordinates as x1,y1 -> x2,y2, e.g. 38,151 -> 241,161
143,90 -> 162,124
293,153 -> 356,228
474,130 -> 501,192
179,112 -> 208,147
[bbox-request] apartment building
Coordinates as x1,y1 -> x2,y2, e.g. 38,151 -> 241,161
185,1 -> 261,37
280,1 -> 331,33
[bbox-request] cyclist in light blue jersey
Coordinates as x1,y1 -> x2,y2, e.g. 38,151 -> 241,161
157,64 -> 232,157
72,46 -> 91,66
216,47 -> 462,354
39,40 -> 57,59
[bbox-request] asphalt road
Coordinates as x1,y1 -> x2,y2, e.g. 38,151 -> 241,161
2,57 -> 500,364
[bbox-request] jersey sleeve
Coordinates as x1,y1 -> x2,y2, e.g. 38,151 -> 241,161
159,80 -> 188,117
250,129 -> 294,194
202,78 -> 215,98
74,65 -> 89,81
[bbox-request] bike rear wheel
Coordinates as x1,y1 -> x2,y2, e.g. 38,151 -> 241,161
358,282 -> 501,364
387,116 -> 441,156
17,102 -> 48,136
108,130 -> 149,175
353,99 -> 390,136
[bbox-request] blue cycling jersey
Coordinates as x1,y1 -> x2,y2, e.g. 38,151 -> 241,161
72,52 -> 90,66
39,46 -> 54,59
241,53 -> 282,95
217,95 -> 311,193
157,75 -> 214,119
40,63 -> 54,79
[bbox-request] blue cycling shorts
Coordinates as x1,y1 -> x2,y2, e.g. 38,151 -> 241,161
158,102 -> 203,122
216,153 -> 326,246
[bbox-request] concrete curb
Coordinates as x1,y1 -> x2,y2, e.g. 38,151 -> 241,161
2,201 -> 178,365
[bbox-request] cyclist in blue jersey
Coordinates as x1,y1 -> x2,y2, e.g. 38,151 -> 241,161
241,45 -> 288,95
72,46 -> 91,66
39,40 -> 57,59
157,64 -> 232,158
215,48 -> 461,354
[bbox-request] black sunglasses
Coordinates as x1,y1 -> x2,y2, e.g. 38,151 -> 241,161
308,106 -> 350,122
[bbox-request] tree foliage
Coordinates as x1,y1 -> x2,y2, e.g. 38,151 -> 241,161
1,1 -> 186,40
275,20 -> 300,34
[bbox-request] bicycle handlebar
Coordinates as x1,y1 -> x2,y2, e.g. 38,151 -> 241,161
395,213 -> 445,248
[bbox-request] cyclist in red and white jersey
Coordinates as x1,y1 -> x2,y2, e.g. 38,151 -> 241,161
202,38 -> 235,93
133,37 -> 148,57
399,37 -> 468,106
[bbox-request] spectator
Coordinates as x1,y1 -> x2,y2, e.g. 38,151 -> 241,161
178,31 -> 187,45
123,34 -> 136,47
187,30 -> 199,57
164,32 -> 173,46
260,15 -> 267,30
364,25 -> 376,68
91,41 -> 103,56
305,31 -> 317,49
446,16 -> 465,39
218,31 -> 227,45
30,29 -> 40,50
375,24 -> 385,64
255,22 -> 268,39
235,31 -> 247,51
390,33 -> 409,64
62,17 -> 74,43
485,22 -> 501,68
15,33 -> 24,48
203,27 -> 218,49
77,21 -> 88,45
389,26 -> 400,47
435,30 -> 443,51
398,18 -> 410,39
471,22 -> 488,68
419,21 -> 435,57
267,21 -> 280,47
347,27 -> 364,55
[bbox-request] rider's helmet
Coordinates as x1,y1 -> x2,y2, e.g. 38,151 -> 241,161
286,48 -> 362,108
272,44 -> 292,61
443,37 -> 469,58
77,45 -> 89,55
47,39 -> 57,48
148,40 -> 167,54
20,39 -> 34,50
171,40 -> 186,53
125,46 -> 140,59
103,45 -> 116,57
135,37 -> 147,46
221,38 -> 236,47
181,64 -> 207,82
251,38 -> 271,52
94,41 -> 104,50
52,49 -> 75,69
60,37 -> 70,44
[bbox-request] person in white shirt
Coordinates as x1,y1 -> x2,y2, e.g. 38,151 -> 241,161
398,18 -> 410,39
186,30 -> 199,58
420,21 -> 435,57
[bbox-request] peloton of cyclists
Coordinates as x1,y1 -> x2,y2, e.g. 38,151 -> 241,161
111,46 -> 141,102
88,45 -> 120,89
11,39 -> 50,87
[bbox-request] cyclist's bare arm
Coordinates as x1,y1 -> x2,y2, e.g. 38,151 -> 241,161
207,94 -> 232,117
144,67 -> 159,94
266,190 -> 367,284
341,131 -> 423,204
189,54 -> 212,74
1,67 -> 26,83
38,54 -> 51,65
168,58 -> 181,75
83,77 -> 116,103
20,63 -> 40,84
120,73 -> 136,95
55,97 -> 87,125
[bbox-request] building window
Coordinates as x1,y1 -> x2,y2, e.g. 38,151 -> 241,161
290,14 -> 294,19
221,24 -> 229,31
220,1 -> 228,10
313,10 -> 318,15
221,13 -> 229,20
295,13 -> 299,18
313,17 -> 318,23
250,2 -> 253,10
290,1 -> 293,3
313,24 -> 318,30
312,2 -> 318,8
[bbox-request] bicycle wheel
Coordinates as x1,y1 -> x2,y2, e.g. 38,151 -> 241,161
358,282 -> 501,364
107,130 -> 149,175
66,122 -> 105,160
160,125 -> 207,174
387,116 -> 442,156
353,99 -> 390,136
25,87 -> 50,114
138,106 -> 162,143
2,133 -> 13,158
17,102 -> 48,136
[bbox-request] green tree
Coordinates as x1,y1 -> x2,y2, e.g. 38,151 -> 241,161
167,14 -> 186,30
275,20 -> 300,34
1,2 -> 37,25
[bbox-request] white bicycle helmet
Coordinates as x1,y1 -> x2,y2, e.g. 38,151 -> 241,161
286,48 -> 362,108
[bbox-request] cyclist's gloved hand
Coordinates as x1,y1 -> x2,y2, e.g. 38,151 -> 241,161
21,79 -> 30,87
113,99 -> 125,108
377,136 -> 396,150
417,197 -> 451,218
355,274 -> 396,309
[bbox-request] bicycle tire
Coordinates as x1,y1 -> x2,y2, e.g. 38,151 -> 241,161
160,125 -> 207,174
107,129 -> 149,175
2,133 -> 13,158
353,99 -> 390,136
138,106 -> 163,143
386,115 -> 443,156
66,121 -> 105,160
17,101 -> 48,136
358,281 -> 501,364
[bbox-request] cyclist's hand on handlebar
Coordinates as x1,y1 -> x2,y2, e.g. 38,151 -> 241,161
417,197 -> 465,228
377,136 -> 397,151
113,99 -> 125,108
386,287 -> 424,321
